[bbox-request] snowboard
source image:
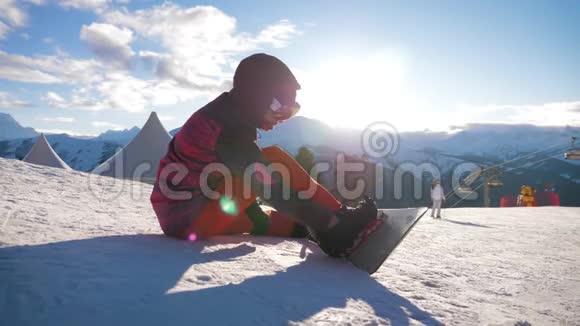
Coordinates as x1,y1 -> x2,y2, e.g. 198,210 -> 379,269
348,207 -> 428,275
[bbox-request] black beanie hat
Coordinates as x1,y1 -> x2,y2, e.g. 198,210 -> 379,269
230,53 -> 300,129
233,53 -> 301,91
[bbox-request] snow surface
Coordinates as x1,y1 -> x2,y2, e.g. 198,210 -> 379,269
1,158 -> 579,326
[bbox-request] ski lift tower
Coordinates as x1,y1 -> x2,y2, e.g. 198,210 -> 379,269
460,165 -> 503,207
482,166 -> 503,208
565,136 -> 580,160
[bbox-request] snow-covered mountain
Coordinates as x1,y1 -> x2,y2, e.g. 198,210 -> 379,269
1,113 -> 579,205
398,123 -> 579,161
259,117 -> 580,162
0,134 -> 120,172
257,117 -> 580,206
1,157 -> 578,325
3,113 -> 578,162
0,112 -> 37,141
97,126 -> 141,145
259,116 -> 353,154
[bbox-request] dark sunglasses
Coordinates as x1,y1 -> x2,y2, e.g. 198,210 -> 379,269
270,97 -> 301,120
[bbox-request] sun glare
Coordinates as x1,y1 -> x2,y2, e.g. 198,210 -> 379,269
299,52 -> 421,130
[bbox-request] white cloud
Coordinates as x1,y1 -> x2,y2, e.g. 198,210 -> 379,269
0,0 -> 44,39
57,0 -> 129,13
36,128 -> 96,137
43,90 -> 106,110
0,0 -> 118,24
20,32 -> 31,40
58,0 -> 110,13
255,19 -> 300,48
80,23 -> 134,68
0,0 -> 28,27
452,101 -> 580,128
0,50 -> 101,84
42,73 -> 197,112
569,103 -> 580,113
94,72 -> 197,111
0,21 -> 11,40
0,66 -> 60,83
365,100 -> 580,132
97,73 -> 149,111
0,0 -> 129,40
103,4 -> 300,91
158,115 -> 175,122
4,3 -> 300,113
0,92 -> 32,108
92,120 -> 123,130
37,116 -> 75,123
45,91 -> 65,103
103,5 -> 246,90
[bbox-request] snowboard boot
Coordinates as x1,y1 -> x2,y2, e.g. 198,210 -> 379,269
309,197 -> 379,258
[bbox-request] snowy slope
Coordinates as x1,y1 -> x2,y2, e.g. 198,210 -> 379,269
0,134 -> 119,171
0,158 -> 579,325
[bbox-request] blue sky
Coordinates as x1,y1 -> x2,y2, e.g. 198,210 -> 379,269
0,0 -> 579,135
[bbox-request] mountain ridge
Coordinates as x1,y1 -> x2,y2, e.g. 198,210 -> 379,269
1,113 -> 579,205
0,112 -> 38,141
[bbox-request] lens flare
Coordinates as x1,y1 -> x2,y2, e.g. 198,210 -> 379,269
187,233 -> 198,242
219,196 -> 239,215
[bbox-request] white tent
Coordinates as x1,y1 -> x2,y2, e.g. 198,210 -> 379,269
23,133 -> 71,170
92,112 -> 172,184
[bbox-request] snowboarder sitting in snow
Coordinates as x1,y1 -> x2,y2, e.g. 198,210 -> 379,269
430,179 -> 445,218
150,53 -> 379,257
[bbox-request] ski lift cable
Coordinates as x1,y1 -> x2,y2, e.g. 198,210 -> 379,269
453,151 -> 563,208
410,140 -> 569,169
432,140 -> 569,198
503,152 -> 565,173
475,141 -> 570,174
443,141 -> 570,199
446,152 -> 565,208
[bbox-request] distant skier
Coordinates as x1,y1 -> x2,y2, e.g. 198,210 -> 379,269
150,53 -> 379,258
430,179 -> 445,218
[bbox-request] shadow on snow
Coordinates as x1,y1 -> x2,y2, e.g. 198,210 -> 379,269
440,218 -> 494,228
1,234 -> 442,325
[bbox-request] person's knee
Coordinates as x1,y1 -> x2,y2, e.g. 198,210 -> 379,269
261,145 -> 289,161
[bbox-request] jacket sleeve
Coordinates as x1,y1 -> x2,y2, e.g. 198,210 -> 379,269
215,139 -> 267,177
